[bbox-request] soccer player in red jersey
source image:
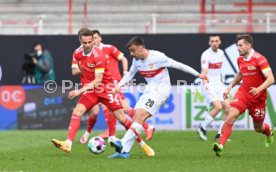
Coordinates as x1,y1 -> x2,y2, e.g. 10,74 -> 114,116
51,30 -> 154,157
80,30 -> 155,143
213,34 -> 275,156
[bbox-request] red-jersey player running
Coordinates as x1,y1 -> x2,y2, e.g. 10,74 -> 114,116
51,30 -> 154,156
213,34 -> 275,156
79,30 -> 155,143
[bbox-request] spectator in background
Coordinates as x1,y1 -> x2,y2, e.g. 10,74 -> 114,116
32,42 -> 56,84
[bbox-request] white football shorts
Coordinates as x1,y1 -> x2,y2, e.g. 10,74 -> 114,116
134,91 -> 169,115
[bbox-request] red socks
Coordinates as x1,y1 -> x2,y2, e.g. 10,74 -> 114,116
128,108 -> 135,118
67,114 -> 81,141
219,123 -> 233,146
107,111 -> 117,136
86,115 -> 97,133
122,118 -> 132,130
262,123 -> 271,136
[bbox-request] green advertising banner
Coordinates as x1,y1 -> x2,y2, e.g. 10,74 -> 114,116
182,85 -> 276,130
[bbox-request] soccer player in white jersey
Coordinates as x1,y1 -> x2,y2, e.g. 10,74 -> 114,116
108,36 -> 208,158
197,35 -> 230,141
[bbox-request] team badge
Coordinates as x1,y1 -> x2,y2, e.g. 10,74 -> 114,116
247,66 -> 256,70
149,64 -> 154,70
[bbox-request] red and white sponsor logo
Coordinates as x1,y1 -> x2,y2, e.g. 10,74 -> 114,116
208,62 -> 222,69
138,67 -> 164,78
0,86 -> 26,110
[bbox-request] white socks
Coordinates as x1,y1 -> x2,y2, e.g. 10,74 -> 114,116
66,139 -> 72,146
201,114 -> 214,130
121,122 -> 143,153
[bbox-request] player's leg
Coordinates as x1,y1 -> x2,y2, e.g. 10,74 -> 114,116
52,93 -> 97,153
97,103 -> 112,139
249,102 -> 274,147
109,93 -> 168,158
198,100 -> 222,141
213,92 -> 247,156
99,103 -> 118,143
80,105 -> 99,144
253,120 -> 274,147
212,106 -> 241,156
216,100 -> 230,140
120,93 -> 155,141
109,108 -> 155,158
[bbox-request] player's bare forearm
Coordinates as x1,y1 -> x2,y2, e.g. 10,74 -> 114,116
201,68 -> 208,85
72,68 -> 82,75
257,71 -> 275,92
121,56 -> 129,73
229,72 -> 242,89
81,73 -> 103,93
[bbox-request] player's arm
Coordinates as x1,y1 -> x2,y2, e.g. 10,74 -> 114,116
201,68 -> 208,87
82,72 -> 104,92
114,63 -> 137,93
249,57 -> 275,95
72,66 -> 81,75
162,57 -> 207,80
223,72 -> 242,99
71,55 -> 82,75
68,69 -> 104,99
249,70 -> 275,95
258,71 -> 275,90
229,72 -> 242,89
113,46 -> 129,75
120,56 -> 129,75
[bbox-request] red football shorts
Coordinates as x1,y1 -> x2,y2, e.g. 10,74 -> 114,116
230,91 -> 266,122
78,90 -> 122,112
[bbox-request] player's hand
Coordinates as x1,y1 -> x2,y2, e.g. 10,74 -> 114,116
198,73 -> 208,82
223,88 -> 230,100
112,86 -> 121,93
249,87 -> 260,95
68,90 -> 81,99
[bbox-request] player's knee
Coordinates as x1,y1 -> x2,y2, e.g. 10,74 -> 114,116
254,126 -> 263,133
91,109 -> 99,116
122,106 -> 130,113
224,106 -> 230,115
73,106 -> 86,116
133,109 -> 149,124
225,108 -> 239,124
214,104 -> 223,111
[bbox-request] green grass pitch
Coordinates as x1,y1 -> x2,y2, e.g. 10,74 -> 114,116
0,130 -> 275,172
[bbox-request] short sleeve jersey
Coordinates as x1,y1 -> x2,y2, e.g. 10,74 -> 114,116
72,46 -> 113,86
237,49 -> 271,99
99,43 -> 124,81
129,50 -> 173,92
201,47 -> 224,82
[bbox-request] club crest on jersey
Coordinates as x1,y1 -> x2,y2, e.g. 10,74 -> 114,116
87,63 -> 95,68
247,66 -> 256,70
149,64 -> 154,70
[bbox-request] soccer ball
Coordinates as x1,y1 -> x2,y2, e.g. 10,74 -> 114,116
88,136 -> 106,154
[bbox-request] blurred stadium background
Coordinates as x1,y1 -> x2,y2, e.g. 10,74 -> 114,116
0,1 -> 276,171
1,0 -> 276,131
1,0 -> 276,34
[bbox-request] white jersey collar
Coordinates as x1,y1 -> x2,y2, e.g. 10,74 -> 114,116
244,49 -> 254,61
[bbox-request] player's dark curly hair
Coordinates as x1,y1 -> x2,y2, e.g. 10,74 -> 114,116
236,34 -> 253,46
